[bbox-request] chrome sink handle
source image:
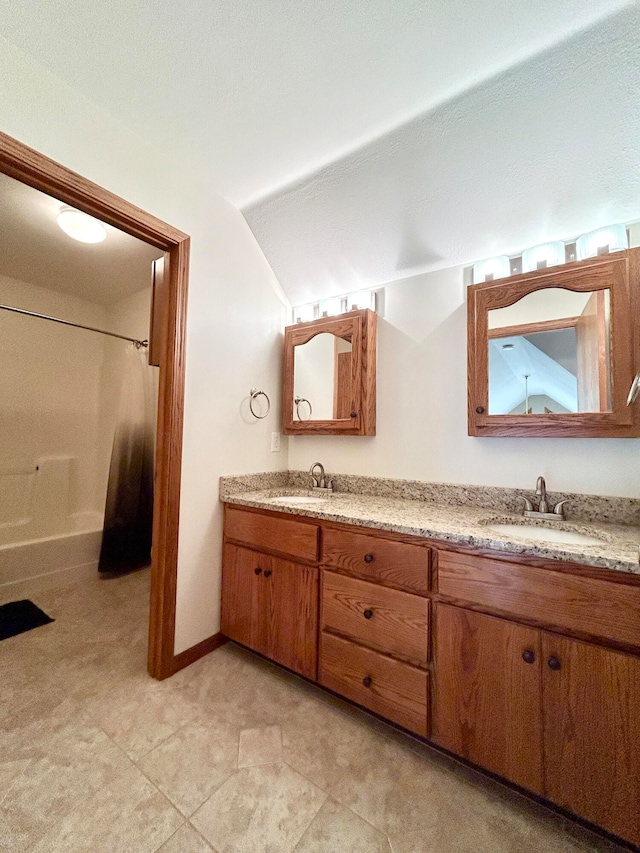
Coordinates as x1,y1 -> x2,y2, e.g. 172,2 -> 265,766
553,500 -> 568,517
520,496 -> 534,512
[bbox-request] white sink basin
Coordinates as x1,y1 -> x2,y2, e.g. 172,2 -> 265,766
269,495 -> 330,505
485,523 -> 603,546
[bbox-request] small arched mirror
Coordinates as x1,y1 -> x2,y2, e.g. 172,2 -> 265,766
283,309 -> 376,435
468,248 -> 639,437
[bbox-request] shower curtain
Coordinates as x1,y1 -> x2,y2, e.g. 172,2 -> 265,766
98,346 -> 158,574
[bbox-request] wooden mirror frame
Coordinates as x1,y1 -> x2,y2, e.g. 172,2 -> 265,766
283,308 -> 376,435
468,248 -> 640,437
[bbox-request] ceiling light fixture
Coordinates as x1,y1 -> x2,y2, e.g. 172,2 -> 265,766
56,206 -> 107,244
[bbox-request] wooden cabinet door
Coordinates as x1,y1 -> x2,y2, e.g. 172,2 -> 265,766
433,604 -> 543,794
264,556 -> 318,680
542,633 -> 640,847
220,544 -> 269,656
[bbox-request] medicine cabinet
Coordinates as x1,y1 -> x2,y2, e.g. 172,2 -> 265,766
468,248 -> 639,437
283,308 -> 376,435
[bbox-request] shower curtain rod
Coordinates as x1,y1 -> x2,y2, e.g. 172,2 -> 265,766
0,303 -> 149,348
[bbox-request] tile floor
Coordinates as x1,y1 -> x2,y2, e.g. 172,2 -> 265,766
0,568 -> 629,852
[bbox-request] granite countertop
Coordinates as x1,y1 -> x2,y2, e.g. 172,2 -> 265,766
222,487 -> 640,576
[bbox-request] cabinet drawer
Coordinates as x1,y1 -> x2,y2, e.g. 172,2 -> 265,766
319,632 -> 428,736
225,506 -> 319,562
438,550 -> 640,649
322,528 -> 430,594
322,571 -> 429,667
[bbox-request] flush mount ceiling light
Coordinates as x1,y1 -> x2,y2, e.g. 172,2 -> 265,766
576,224 -> 628,260
472,256 -> 510,284
56,206 -> 107,244
521,241 -> 565,272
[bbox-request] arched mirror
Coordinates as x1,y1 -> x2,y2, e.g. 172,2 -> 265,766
468,249 -> 639,437
283,309 -> 376,435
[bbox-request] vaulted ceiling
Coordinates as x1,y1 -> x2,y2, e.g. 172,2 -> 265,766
2,0 -> 639,305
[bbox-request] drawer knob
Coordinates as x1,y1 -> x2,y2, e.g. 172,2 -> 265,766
364,553 -> 374,564
362,676 -> 372,688
254,567 -> 262,575
264,569 -> 272,578
522,649 -> 536,664
547,656 -> 561,671
363,609 -> 374,620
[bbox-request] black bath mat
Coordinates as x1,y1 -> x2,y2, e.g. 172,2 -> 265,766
0,599 -> 54,640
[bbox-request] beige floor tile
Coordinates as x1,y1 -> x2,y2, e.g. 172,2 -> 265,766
389,817 -> 619,853
191,763 -> 327,853
29,765 -> 183,853
156,822 -> 217,853
0,707 -> 132,848
86,673 -> 202,760
282,690 -> 452,833
237,725 -> 282,768
0,759 -> 31,802
0,812 -> 31,853
327,736 -> 468,836
3,567 -> 627,853
294,798 -> 391,852
137,712 -> 239,817
179,646 -> 309,730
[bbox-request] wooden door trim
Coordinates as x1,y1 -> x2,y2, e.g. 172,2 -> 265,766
0,131 -> 188,680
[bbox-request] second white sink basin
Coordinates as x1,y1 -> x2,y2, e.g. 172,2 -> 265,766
269,495 -> 330,505
485,523 -> 604,546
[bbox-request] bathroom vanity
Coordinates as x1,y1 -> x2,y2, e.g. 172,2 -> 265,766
219,484 -> 640,848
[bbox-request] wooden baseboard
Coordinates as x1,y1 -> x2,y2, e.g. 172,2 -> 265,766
169,632 -> 228,676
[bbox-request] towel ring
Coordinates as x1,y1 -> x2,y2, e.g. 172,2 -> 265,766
249,388 -> 270,419
294,396 -> 312,421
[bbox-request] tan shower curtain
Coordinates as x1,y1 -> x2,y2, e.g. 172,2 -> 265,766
98,346 -> 157,574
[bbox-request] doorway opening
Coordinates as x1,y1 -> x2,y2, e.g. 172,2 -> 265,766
0,131 -> 190,679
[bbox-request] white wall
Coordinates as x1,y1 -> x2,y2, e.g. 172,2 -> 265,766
288,265 -> 640,498
0,272 -> 106,543
0,38 -> 289,653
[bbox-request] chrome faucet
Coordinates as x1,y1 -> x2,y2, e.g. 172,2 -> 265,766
521,476 -> 567,520
536,476 -> 549,514
309,462 -> 333,493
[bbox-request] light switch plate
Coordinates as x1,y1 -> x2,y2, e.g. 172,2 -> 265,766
270,432 -> 281,452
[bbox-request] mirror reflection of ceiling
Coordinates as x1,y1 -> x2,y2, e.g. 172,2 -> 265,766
489,335 -> 579,414
2,1 -> 639,307
0,174 -> 163,306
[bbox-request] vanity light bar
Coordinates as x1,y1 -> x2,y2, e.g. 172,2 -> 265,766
292,288 -> 383,324
472,223 -> 632,283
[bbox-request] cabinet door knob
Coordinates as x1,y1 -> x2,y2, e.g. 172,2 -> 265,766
363,609 -> 374,620
254,567 -> 262,575
350,411 -> 358,418
547,656 -> 561,671
264,569 -> 272,578
364,553 -> 374,563
475,406 -> 485,414
362,676 -> 372,688
522,649 -> 536,664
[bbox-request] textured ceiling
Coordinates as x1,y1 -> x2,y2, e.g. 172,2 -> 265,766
0,0 -> 633,208
244,4 -> 640,306
0,174 -> 162,305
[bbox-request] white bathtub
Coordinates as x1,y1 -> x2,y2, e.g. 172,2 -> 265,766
0,512 -> 104,587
